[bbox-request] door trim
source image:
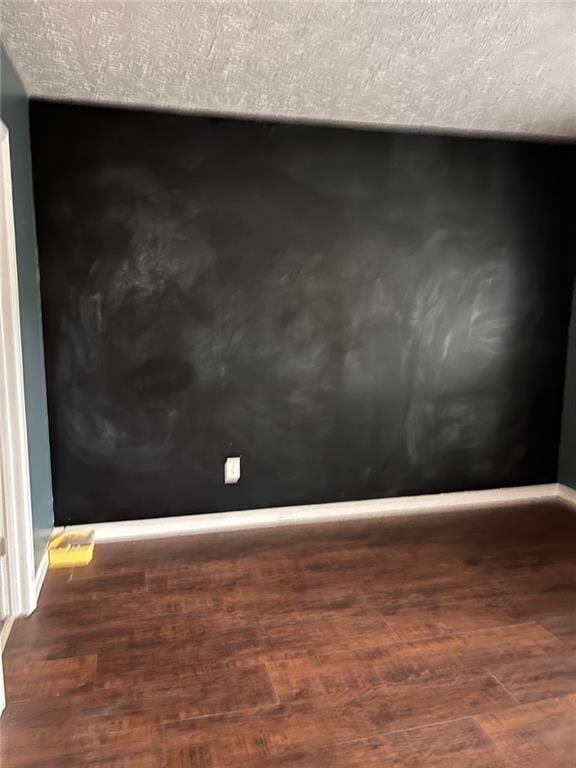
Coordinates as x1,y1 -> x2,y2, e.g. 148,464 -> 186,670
0,121 -> 37,618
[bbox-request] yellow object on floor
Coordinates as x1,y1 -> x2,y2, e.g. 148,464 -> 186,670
48,531 -> 95,568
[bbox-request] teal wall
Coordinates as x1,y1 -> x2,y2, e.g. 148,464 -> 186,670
1,44 -> 53,566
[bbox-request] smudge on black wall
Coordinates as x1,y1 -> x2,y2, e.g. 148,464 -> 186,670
30,102 -> 574,525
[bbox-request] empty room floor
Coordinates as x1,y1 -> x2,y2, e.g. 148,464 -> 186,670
3,502 -> 576,767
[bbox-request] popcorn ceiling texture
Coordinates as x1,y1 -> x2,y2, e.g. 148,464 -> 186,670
1,1 -> 575,138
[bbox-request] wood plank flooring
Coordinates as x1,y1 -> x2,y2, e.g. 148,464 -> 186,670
2,500 -> 576,766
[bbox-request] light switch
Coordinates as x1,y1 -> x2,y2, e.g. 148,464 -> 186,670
224,456 -> 241,484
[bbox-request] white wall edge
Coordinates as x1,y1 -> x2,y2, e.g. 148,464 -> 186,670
0,616 -> 15,653
0,614 -> 14,717
0,123 -> 37,618
64,483 -> 561,543
34,550 -> 49,603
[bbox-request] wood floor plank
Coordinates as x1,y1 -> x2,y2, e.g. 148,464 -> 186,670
264,622 -> 561,690
381,577 -> 533,640
6,614 -> 263,664
94,660 -> 278,712
3,653 -> 97,701
264,658 -> 515,719
4,746 -> 166,768
0,717 -> 160,768
540,614 -> 576,651
160,672 -> 514,762
19,588 -> 252,632
70,623 -> 263,668
169,717 -> 508,767
477,695 -> 576,766
0,693 -> 200,767
256,612 -> 396,660
488,651 -> 576,704
40,570 -> 147,604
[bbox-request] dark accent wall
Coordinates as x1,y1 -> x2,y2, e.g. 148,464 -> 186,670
30,102 -> 573,526
1,47 -> 53,564
560,286 -> 576,490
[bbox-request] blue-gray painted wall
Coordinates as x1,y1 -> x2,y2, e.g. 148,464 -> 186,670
1,44 -> 53,566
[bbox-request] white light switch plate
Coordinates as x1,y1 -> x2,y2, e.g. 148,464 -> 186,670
224,456 -> 241,484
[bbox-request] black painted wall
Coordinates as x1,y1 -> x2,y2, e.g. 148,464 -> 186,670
560,286 -> 576,490
30,102 -> 574,525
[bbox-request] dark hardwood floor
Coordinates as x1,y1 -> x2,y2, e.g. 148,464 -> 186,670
2,500 -> 576,766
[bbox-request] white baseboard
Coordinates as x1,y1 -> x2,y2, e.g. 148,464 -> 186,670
64,483 -> 561,544
0,550 -> 48,656
34,550 -> 49,603
557,483 -> 576,507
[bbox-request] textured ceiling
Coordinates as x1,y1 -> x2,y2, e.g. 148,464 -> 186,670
1,1 -> 575,138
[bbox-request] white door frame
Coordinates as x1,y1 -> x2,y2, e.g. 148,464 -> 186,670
0,120 -> 37,622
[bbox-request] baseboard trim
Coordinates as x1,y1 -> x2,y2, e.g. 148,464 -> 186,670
34,551 -> 49,603
0,550 -> 48,654
64,483 -> 561,544
557,483 -> 576,507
